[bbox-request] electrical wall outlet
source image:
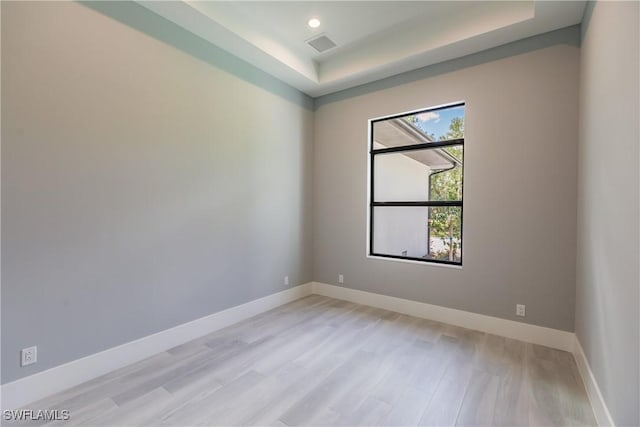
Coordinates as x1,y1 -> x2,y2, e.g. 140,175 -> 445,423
284,276 -> 289,285
516,304 -> 526,317
338,274 -> 344,284
21,346 -> 37,367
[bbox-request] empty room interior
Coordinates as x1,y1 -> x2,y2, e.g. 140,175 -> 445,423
1,1 -> 639,426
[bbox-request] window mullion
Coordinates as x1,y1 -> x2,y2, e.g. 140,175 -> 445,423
371,201 -> 462,207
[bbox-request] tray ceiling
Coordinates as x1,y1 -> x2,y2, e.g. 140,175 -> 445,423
138,1 -> 586,97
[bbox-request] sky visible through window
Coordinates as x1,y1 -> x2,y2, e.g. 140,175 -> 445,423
411,105 -> 465,140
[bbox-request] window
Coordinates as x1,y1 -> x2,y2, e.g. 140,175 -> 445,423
368,103 -> 465,265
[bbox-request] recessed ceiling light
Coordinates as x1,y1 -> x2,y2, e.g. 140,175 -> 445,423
308,18 -> 321,29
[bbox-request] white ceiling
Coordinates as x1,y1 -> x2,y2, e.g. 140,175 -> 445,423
138,1 -> 586,97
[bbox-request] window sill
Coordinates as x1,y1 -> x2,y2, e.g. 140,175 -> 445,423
366,254 -> 463,269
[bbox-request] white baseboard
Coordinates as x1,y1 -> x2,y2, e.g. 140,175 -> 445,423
311,282 -> 575,352
573,337 -> 616,427
0,283 -> 313,410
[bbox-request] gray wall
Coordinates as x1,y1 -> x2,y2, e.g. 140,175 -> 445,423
1,1 -> 313,383
576,2 -> 640,426
313,31 -> 580,332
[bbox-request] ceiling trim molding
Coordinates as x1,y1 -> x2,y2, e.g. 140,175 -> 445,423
314,25 -> 581,108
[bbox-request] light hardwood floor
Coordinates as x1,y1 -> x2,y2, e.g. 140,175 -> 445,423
10,296 -> 596,426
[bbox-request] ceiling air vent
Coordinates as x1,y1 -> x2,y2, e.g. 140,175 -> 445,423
306,34 -> 337,53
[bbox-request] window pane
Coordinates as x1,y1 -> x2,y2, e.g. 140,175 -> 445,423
372,206 -> 462,263
373,152 -> 428,202
372,104 -> 464,149
373,145 -> 463,202
429,145 -> 463,202
426,206 -> 462,263
372,207 -> 429,258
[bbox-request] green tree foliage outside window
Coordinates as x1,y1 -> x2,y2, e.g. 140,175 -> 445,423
423,117 -> 464,262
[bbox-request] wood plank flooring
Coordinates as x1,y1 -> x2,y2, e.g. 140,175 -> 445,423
9,296 -> 596,426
